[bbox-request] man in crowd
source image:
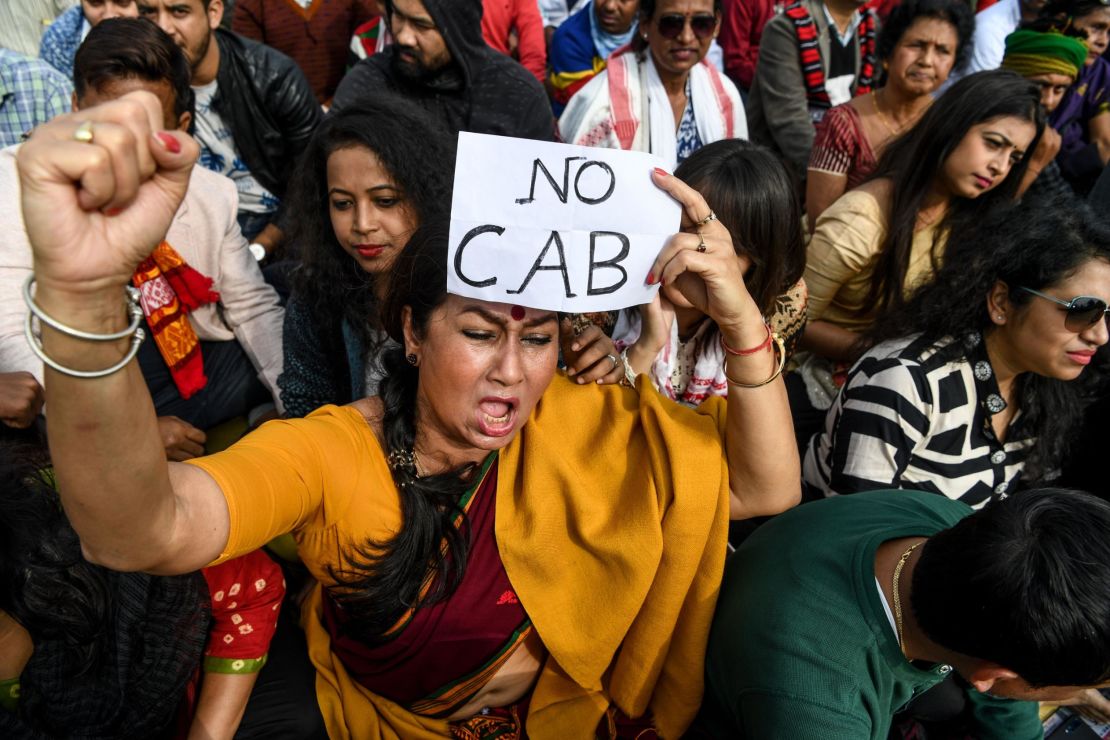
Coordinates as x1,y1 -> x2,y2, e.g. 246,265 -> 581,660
747,0 -> 877,182
0,18 -> 286,460
332,0 -> 555,141
0,47 -> 72,147
698,488 -> 1110,737
954,0 -> 1048,81
548,0 -> 638,116
481,0 -> 548,84
717,0 -> 784,95
138,0 -> 322,257
232,0 -> 379,104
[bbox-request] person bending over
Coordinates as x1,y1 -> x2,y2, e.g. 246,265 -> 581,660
697,487 -> 1110,738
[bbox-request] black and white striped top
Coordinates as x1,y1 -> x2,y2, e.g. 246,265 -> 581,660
803,332 -> 1034,509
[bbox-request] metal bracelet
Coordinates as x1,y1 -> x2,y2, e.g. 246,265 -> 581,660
23,275 -> 143,341
619,347 -> 638,388
723,332 -> 787,388
22,275 -> 146,379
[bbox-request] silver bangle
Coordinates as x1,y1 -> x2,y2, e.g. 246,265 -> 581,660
23,276 -> 144,341
22,276 -> 146,379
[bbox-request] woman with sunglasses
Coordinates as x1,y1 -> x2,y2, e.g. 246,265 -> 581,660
803,195 -> 1110,508
559,0 -> 746,167
805,0 -> 974,230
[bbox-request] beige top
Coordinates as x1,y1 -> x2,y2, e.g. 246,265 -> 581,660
804,189 -> 946,332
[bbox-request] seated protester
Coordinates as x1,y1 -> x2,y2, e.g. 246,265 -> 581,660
791,71 -> 1042,447
608,139 -> 808,404
1042,0 -> 1110,194
548,0 -> 639,117
560,0 -> 747,168
278,100 -> 451,418
746,0 -> 879,184
0,48 -> 72,147
697,486 -> 1110,738
0,18 -> 285,460
333,0 -> 556,142
481,0 -> 547,84
231,0 -> 379,105
139,0 -> 323,252
1004,23 -> 1090,199
39,0 -> 137,78
806,0 -> 972,230
716,0 -> 783,93
17,91 -> 801,737
0,442 -> 290,738
948,0 -> 1046,85
804,196 -> 1110,507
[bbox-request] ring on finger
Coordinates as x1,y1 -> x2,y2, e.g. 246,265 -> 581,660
73,120 -> 94,144
696,210 -> 717,227
696,235 -> 708,253
606,353 -> 619,368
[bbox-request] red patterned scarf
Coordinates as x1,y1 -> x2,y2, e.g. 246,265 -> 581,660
784,2 -> 877,113
131,242 -> 219,400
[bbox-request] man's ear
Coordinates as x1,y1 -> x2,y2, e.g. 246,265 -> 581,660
177,110 -> 193,132
967,663 -> 1020,694
207,0 -> 224,30
71,91 -> 80,112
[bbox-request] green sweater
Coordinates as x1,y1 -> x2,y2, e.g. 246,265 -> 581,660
699,490 -> 1042,739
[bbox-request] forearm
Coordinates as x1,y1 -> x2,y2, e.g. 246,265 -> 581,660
251,223 -> 284,255
800,320 -> 866,362
188,671 -> 258,740
721,322 -> 801,519
34,283 -> 178,570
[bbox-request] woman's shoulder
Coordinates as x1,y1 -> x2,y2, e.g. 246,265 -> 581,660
814,185 -> 889,235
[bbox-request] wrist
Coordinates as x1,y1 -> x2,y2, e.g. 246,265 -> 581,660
33,282 -> 133,334
626,342 -> 658,375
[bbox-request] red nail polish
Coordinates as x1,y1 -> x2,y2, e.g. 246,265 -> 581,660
156,132 -> 181,154
105,207 -> 123,216
653,167 -> 670,177
647,272 -> 655,285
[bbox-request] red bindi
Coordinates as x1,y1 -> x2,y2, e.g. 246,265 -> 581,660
510,305 -> 526,321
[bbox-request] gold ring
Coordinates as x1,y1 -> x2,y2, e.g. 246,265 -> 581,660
696,236 -> 707,253
696,210 -> 717,227
73,120 -> 94,144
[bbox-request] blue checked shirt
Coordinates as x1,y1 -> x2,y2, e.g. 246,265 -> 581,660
0,48 -> 73,147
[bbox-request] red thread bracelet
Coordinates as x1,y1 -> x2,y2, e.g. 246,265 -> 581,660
720,324 -> 772,356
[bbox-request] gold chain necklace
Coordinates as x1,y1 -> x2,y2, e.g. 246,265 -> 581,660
892,540 -> 923,656
871,90 -> 902,138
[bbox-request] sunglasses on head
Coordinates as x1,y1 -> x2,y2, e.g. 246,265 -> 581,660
1020,287 -> 1110,332
656,13 -> 717,40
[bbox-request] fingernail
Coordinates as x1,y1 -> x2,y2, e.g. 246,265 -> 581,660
571,343 -> 580,351
653,167 -> 670,177
567,367 -> 577,376
105,207 -> 123,217
156,132 -> 181,154
647,272 -> 655,285
577,376 -> 585,384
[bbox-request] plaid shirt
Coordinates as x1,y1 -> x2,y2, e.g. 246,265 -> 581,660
0,48 -> 72,147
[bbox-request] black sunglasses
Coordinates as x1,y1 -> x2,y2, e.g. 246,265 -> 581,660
1021,287 -> 1110,332
656,13 -> 717,40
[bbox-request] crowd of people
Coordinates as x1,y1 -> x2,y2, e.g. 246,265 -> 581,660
2,0 -> 1110,738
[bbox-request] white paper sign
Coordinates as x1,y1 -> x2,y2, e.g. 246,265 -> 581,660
448,132 -> 680,312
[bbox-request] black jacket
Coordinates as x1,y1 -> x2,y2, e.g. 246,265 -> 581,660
331,0 -> 554,141
212,29 -> 322,199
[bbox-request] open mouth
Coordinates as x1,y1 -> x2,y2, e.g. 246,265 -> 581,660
477,398 -> 517,436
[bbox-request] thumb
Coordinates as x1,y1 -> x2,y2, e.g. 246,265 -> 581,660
149,130 -> 199,193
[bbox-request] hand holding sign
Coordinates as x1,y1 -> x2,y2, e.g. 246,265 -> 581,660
448,133 -> 680,313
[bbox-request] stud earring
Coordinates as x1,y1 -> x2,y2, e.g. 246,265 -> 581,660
406,353 -> 418,366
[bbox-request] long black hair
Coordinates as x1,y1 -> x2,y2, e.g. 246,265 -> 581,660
285,99 -> 454,357
864,69 -> 1045,317
674,139 -> 806,316
868,194 -> 1110,483
326,222 -> 479,642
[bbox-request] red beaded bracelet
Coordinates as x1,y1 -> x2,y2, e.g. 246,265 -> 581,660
720,324 -> 772,356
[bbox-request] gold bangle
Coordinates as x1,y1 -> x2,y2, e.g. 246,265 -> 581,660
723,332 -> 786,388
